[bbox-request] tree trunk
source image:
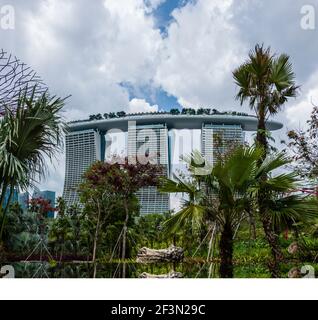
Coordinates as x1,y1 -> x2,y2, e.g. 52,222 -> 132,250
59,241 -> 64,263
256,111 -> 268,152
92,202 -> 101,278
248,212 -> 257,240
0,181 -> 9,211
219,221 -> 234,278
260,214 -> 283,278
257,111 -> 283,278
0,184 -> 14,240
121,200 -> 129,278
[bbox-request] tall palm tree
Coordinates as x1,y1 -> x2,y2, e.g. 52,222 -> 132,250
0,87 -> 66,240
233,44 -> 299,277
233,44 -> 299,153
160,147 -> 318,278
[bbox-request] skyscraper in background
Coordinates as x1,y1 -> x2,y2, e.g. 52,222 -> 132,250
202,124 -> 244,164
128,123 -> 170,215
63,129 -> 102,205
62,113 -> 282,213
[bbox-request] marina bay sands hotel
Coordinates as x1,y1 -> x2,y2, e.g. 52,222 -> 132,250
63,113 -> 283,214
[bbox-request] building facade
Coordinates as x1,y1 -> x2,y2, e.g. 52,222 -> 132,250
202,124 -> 244,164
128,123 -> 170,214
63,114 -> 283,214
63,129 -> 101,205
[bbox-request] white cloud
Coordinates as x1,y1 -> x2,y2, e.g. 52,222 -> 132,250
2,0 -> 162,117
127,98 -> 159,113
286,70 -> 318,129
0,0 -> 163,194
144,0 -> 167,13
63,108 -> 88,122
144,0 -> 166,12
2,0 -> 318,196
155,0 -> 246,109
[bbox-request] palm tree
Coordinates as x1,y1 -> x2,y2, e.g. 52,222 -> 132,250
161,148 -> 261,277
160,147 -> 318,278
233,44 -> 299,153
233,44 -> 299,277
0,88 -> 66,240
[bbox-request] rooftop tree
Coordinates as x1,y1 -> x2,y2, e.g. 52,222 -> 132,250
116,111 -> 126,118
170,108 -> 180,115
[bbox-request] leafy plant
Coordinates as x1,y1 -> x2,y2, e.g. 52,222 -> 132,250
233,44 -> 300,277
0,87 -> 66,240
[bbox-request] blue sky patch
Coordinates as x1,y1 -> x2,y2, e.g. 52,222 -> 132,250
151,0 -> 194,34
120,81 -> 181,111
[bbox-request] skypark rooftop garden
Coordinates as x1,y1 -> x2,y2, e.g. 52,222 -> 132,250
68,108 -> 282,132
69,108 -> 254,124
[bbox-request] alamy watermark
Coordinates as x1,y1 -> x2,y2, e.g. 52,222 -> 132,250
300,5 -> 316,30
301,265 -> 316,278
289,265 -> 316,278
105,121 -> 213,175
0,5 -> 15,30
0,265 -> 15,278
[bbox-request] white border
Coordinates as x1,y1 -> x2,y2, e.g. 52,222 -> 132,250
0,279 -> 317,300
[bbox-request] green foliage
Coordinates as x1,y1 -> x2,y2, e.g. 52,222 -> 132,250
0,87 -> 67,239
160,145 -> 318,277
285,106 -> 318,179
49,207 -> 93,260
134,213 -> 170,249
233,44 -> 299,115
3,203 -> 43,255
296,237 -> 318,262
77,158 -> 164,277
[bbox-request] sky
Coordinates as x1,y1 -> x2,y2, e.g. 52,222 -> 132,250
0,0 -> 317,197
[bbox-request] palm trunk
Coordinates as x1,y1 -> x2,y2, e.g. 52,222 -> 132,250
219,221 -> 234,278
0,181 -> 9,211
257,111 -> 283,278
121,200 -> 129,278
248,211 -> 257,240
260,213 -> 283,278
59,241 -> 64,263
0,184 -> 14,241
256,114 -> 268,152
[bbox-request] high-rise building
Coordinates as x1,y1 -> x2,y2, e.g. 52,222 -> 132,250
63,113 -> 283,213
63,129 -> 101,205
202,124 -> 244,164
128,123 -> 170,214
